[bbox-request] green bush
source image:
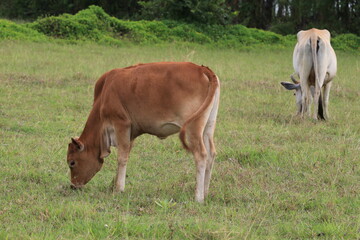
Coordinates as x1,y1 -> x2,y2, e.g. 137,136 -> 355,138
163,22 -> 211,43
1,5 -> 358,51
0,19 -> 47,41
29,6 -> 115,41
138,0 -> 231,25
30,15 -> 89,39
331,33 -> 360,51
27,5 -> 287,46
270,22 -> 297,35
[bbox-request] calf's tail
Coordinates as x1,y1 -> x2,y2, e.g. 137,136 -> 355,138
179,66 -> 219,152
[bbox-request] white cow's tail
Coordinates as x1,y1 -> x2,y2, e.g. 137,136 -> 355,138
318,92 -> 324,120
311,35 -> 325,120
310,34 -> 319,85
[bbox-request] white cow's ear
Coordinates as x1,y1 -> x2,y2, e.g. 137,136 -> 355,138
281,82 -> 300,90
71,137 -> 84,151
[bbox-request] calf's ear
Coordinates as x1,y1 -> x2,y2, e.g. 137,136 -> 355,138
100,144 -> 111,159
100,130 -> 111,159
281,82 -> 300,90
71,137 -> 84,151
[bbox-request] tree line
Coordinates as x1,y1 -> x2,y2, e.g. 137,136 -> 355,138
0,0 -> 359,35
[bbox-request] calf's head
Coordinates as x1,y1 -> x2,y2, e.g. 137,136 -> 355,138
67,138 -> 103,189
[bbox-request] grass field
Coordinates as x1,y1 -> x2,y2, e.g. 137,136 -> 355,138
0,41 -> 359,239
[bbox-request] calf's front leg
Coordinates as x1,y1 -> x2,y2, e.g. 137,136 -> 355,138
114,145 -> 131,192
113,126 -> 132,193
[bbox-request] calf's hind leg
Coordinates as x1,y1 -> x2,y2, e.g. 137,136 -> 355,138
193,141 -> 208,203
186,111 -> 218,202
203,132 -> 216,198
203,89 -> 219,198
184,118 -> 210,203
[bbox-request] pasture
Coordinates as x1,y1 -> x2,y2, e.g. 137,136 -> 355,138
0,41 -> 359,239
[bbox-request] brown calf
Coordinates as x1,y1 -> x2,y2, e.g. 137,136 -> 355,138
67,62 -> 220,202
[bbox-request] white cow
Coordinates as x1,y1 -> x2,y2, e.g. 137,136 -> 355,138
281,28 -> 337,120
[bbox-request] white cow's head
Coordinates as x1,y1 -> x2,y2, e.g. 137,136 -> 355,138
281,74 -> 302,113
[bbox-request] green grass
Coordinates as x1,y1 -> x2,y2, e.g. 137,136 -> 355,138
0,41 -> 359,239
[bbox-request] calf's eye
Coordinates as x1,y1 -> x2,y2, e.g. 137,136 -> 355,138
69,160 -> 76,168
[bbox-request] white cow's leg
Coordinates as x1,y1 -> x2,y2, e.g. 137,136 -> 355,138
299,67 -> 311,118
298,52 -> 312,118
300,81 -> 311,118
323,81 -> 332,120
312,82 -> 321,120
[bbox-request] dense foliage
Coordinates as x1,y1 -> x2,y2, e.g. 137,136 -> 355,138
0,6 -> 359,51
0,0 -> 359,35
0,19 -> 47,41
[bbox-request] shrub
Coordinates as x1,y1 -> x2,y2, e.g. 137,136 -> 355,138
29,6 -> 112,40
30,15 -> 88,39
270,22 -> 296,35
331,34 -> 360,51
138,0 -> 231,25
1,5 -> 358,51
0,19 -> 47,41
164,22 -> 211,43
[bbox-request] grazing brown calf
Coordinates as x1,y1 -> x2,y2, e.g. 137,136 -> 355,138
67,62 -> 220,203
